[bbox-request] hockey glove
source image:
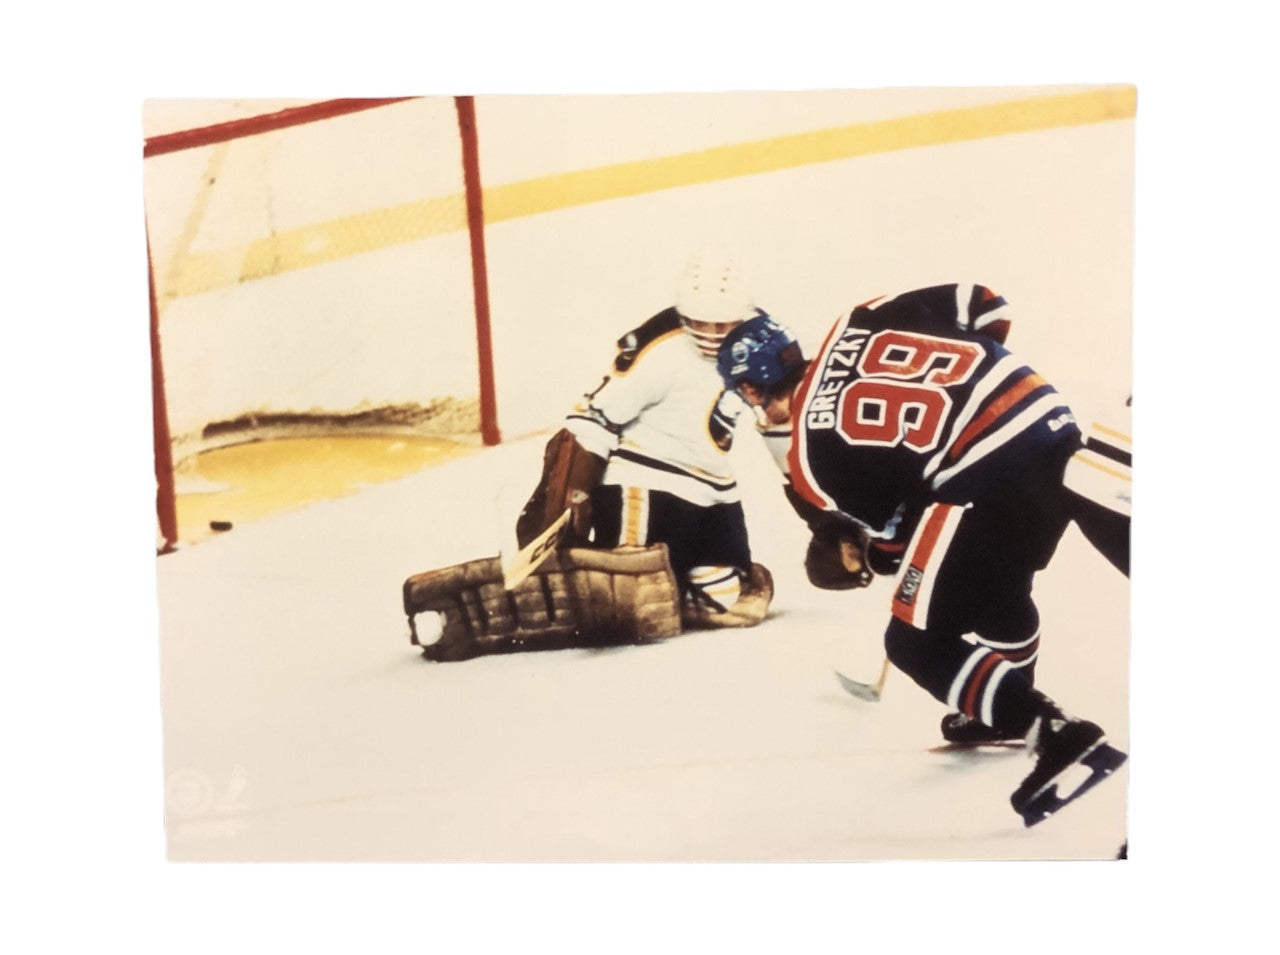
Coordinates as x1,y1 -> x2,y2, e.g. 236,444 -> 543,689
782,482 -> 874,589
804,526 -> 874,590
515,428 -> 607,548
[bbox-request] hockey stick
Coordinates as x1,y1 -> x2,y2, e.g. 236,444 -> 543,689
834,657 -> 892,702
501,508 -> 571,590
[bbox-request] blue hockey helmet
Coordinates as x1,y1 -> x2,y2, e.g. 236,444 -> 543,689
715,315 -> 807,395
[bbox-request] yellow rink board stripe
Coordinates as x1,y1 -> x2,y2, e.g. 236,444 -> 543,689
484,87 -> 1135,221
165,87 -> 1135,300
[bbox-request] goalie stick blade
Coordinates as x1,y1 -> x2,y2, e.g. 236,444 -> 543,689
501,508 -> 571,591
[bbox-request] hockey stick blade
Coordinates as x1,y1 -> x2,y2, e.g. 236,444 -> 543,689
501,508 -> 571,590
835,657 -> 892,702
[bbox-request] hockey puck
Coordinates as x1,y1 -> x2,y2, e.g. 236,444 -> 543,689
210,520 -> 234,532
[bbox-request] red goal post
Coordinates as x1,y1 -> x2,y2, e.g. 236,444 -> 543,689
144,97 -> 501,553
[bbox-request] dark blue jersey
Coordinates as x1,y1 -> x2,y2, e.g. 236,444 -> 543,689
787,284 -> 1080,541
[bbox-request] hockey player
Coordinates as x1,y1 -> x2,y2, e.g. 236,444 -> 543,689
715,286 -> 1129,826
514,250 -> 774,629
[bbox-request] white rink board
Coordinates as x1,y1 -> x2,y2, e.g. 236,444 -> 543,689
144,88 -> 1132,443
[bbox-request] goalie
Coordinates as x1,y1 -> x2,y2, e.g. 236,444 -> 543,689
403,251 -> 776,662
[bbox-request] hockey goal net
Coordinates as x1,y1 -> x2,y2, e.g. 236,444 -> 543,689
144,97 -> 498,550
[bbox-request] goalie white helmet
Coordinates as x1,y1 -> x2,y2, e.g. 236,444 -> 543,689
675,250 -> 756,361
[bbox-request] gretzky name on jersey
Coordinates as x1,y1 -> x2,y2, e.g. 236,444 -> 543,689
803,326 -> 871,431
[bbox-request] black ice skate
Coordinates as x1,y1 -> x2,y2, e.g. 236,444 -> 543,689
1011,715 -> 1127,827
940,712 -> 1024,746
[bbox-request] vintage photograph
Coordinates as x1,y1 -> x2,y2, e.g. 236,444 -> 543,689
143,87 -> 1134,861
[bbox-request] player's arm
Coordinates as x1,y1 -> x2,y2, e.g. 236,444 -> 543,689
746,397 -> 875,590
514,427 -> 607,548
955,283 -> 1011,343
514,317 -> 676,549
709,387 -> 748,452
513,364 -> 631,551
513,378 -> 627,549
782,483 -> 874,590
861,284 -> 1011,344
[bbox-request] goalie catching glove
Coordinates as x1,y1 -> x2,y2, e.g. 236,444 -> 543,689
515,428 -> 606,548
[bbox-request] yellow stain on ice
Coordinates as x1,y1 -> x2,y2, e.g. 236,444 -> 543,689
175,435 -> 476,545
163,87 -> 1136,299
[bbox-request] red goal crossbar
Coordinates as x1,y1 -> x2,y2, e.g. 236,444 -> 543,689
145,96 -> 501,553
143,98 -> 419,157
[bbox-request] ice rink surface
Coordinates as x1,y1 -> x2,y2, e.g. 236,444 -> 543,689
157,429 -> 1129,862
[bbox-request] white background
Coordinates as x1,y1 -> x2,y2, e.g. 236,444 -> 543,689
5,1 -> 1276,952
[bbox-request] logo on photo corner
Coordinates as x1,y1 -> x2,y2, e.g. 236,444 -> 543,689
895,565 -> 924,605
166,767 -> 251,843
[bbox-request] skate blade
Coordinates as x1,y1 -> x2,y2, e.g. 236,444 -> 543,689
929,740 -> 1026,754
1016,743 -> 1128,827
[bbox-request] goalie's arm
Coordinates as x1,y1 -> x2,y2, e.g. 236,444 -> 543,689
515,334 -> 676,549
514,427 -> 607,549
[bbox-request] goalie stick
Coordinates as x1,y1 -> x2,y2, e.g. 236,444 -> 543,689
834,657 -> 892,702
501,508 -> 571,590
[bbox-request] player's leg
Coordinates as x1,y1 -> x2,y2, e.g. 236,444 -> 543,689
884,502 -> 1051,741
929,459 -> 1075,740
591,485 -> 770,627
1063,402 -> 1131,577
681,499 -> 773,628
883,499 -> 1126,822
1067,490 -> 1130,576
939,600 -> 1042,743
589,483 -> 642,549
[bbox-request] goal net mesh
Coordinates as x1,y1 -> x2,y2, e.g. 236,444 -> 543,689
143,98 -> 483,466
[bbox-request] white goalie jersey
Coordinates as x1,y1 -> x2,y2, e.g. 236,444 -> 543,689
565,308 -> 751,507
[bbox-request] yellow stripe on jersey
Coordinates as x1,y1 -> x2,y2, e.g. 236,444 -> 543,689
1074,451 -> 1132,483
622,486 -> 648,546
1090,422 -> 1132,446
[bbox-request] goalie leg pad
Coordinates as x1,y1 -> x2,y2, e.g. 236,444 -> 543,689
403,544 -> 682,661
681,563 -> 774,630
